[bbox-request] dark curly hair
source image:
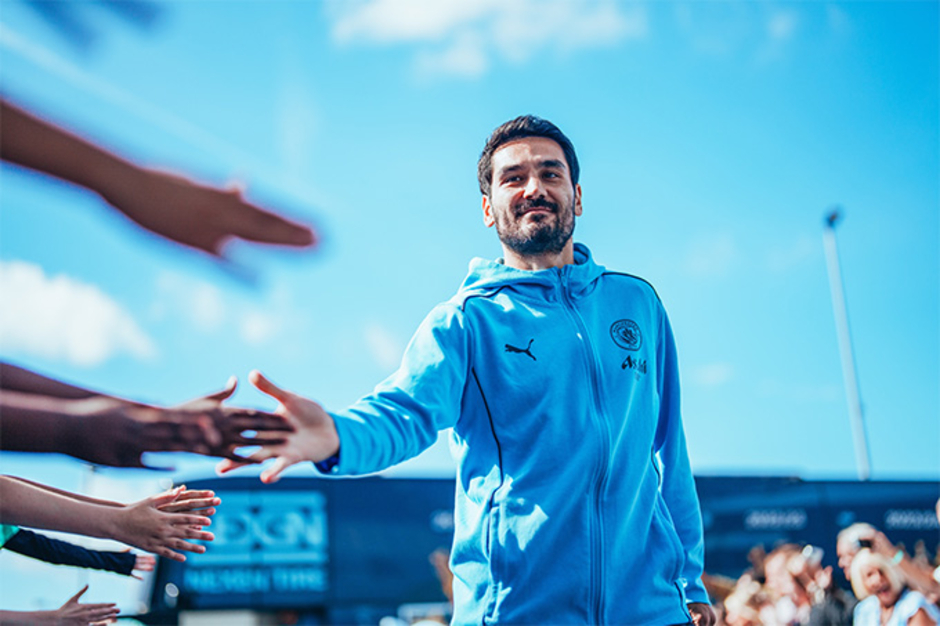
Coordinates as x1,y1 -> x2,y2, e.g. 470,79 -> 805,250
477,115 -> 579,197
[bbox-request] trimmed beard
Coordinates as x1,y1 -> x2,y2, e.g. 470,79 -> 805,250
494,197 -> 576,256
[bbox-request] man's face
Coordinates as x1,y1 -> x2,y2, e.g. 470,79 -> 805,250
482,137 -> 582,256
836,538 -> 857,579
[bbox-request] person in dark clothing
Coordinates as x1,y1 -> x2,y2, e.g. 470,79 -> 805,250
2,524 -> 154,578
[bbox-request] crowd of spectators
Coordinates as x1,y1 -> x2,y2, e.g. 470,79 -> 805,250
705,504 -> 940,626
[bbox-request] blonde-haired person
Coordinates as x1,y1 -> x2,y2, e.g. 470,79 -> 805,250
851,548 -> 940,626
723,574 -> 780,626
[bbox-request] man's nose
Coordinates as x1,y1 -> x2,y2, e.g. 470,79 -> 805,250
523,176 -> 544,198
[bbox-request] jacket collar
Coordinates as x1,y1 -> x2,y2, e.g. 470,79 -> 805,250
460,243 -> 605,298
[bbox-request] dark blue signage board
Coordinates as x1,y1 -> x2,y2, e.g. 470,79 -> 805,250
696,477 -> 940,580
150,476 -> 455,615
148,475 -> 938,620
177,488 -> 329,607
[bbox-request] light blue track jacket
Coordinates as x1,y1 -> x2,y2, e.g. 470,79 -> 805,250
325,244 -> 709,625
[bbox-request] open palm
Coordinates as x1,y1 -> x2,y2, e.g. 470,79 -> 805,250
216,370 -> 339,483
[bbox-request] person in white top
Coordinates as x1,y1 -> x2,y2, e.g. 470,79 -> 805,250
851,548 -> 939,626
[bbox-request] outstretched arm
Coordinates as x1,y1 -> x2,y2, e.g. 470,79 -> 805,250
0,362 -> 100,399
3,528 -> 157,578
0,366 -> 292,467
0,478 -> 215,561
0,585 -> 119,625
0,99 -> 315,258
217,370 -> 339,483
4,528 -> 139,576
4,476 -> 219,517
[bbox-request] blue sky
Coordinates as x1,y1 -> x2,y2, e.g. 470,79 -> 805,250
1,0 -> 937,613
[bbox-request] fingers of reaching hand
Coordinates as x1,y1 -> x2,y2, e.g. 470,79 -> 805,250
228,434 -> 290,448
81,604 -> 120,622
221,411 -> 295,434
135,554 -> 157,571
155,523 -> 215,561
260,456 -> 295,484
165,513 -> 212,533
205,376 -> 238,402
61,586 -> 119,622
67,585 -> 90,604
232,198 -> 316,247
177,376 -> 238,409
148,485 -> 187,508
157,495 -> 220,514
216,457 -> 252,475
248,370 -> 293,403
141,420 -> 214,454
215,443 -> 284,474
168,488 -> 214,501
215,410 -> 293,455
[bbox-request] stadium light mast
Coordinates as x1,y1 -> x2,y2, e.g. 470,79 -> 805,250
822,207 -> 871,481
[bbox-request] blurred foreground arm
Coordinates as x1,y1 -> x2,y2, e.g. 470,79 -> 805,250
0,98 -> 316,258
0,477 -> 215,561
0,363 -> 293,467
4,528 -> 151,577
0,585 -> 119,625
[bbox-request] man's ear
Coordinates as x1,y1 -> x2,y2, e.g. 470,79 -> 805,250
574,183 -> 583,217
482,195 -> 496,227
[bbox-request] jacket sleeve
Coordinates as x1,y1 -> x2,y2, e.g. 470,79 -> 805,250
325,303 -> 470,475
4,528 -> 136,576
654,307 -> 710,605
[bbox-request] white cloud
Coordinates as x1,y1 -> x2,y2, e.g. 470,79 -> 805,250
152,272 -> 297,348
755,8 -> 800,65
490,0 -> 644,63
364,322 -> 404,370
328,0 -> 646,79
240,310 -> 279,346
673,3 -> 803,63
416,29 -> 489,78
0,260 -> 155,367
154,272 -> 225,331
685,233 -> 737,278
690,362 -> 734,388
767,9 -> 798,42
672,2 -> 752,58
332,0 -> 500,43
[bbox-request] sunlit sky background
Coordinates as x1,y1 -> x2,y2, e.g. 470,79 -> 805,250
0,0 -> 937,614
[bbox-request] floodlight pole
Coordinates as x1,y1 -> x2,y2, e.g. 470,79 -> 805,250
822,208 -> 871,481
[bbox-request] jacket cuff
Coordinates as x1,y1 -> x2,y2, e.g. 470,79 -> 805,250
314,449 -> 340,474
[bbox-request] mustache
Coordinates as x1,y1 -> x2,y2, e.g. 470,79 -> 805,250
515,198 -> 559,215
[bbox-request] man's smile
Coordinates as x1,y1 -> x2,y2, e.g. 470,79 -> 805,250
516,199 -> 558,218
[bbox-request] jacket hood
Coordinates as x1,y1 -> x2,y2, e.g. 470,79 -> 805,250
458,243 -> 606,298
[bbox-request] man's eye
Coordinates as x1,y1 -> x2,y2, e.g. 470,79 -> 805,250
544,172 -> 560,179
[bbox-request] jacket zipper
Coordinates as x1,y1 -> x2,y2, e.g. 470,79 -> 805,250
559,270 -> 611,624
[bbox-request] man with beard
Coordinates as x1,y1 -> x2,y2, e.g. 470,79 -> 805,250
222,116 -> 714,626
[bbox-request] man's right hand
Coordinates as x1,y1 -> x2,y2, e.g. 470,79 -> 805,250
216,370 -> 339,484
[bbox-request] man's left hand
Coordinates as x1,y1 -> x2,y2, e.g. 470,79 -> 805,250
688,602 -> 716,626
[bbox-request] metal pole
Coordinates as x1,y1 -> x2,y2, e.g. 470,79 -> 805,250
822,208 -> 871,480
